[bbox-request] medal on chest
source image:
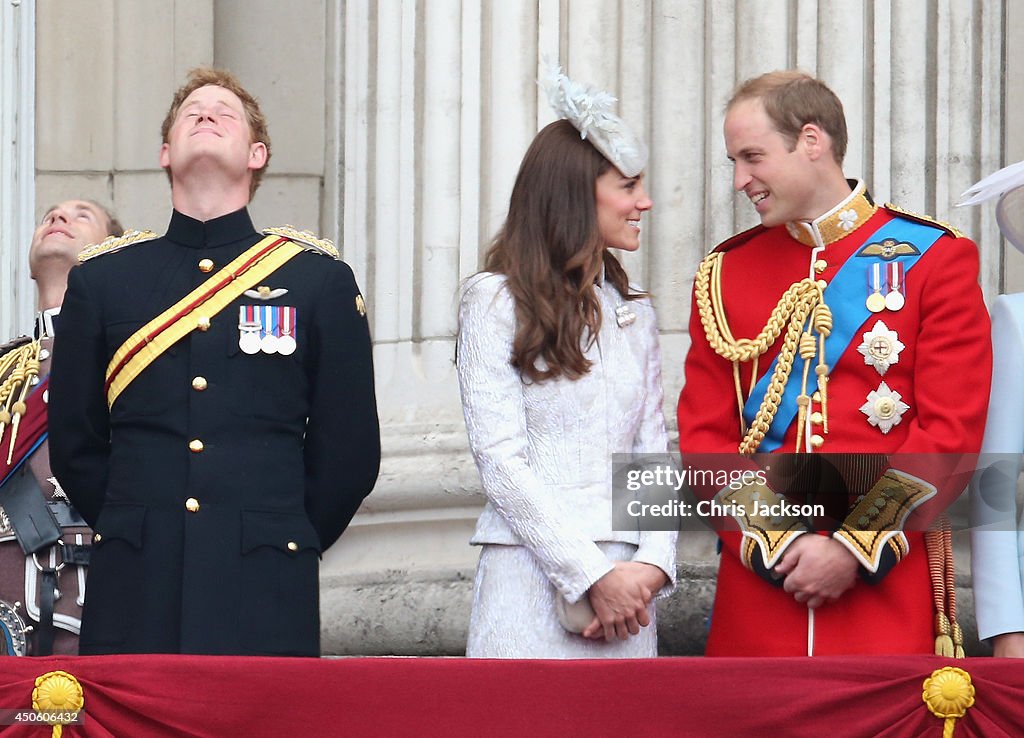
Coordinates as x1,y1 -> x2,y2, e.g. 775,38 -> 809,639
238,305 -> 262,354
857,320 -> 905,376
865,262 -> 886,313
859,380 -> 910,434
865,260 -> 907,313
278,306 -> 297,355
238,305 -> 298,355
884,262 -> 905,311
259,305 -> 280,354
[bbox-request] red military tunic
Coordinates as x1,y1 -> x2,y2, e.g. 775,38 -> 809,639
677,182 -> 991,655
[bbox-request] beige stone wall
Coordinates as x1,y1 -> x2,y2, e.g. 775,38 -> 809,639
5,0 -> 1020,656
32,0 -> 331,240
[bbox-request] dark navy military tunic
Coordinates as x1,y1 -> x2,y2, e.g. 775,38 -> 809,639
49,208 -> 380,656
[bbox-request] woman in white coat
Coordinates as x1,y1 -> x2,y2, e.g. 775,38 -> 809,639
963,164 -> 1024,657
457,66 -> 677,658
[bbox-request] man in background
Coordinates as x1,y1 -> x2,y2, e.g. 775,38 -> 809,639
0,199 -> 122,655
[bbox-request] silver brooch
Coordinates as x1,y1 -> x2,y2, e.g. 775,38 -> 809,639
857,320 -> 905,376
615,304 -> 636,328
859,381 -> 910,434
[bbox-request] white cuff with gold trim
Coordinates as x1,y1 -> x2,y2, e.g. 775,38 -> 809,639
833,469 -> 936,572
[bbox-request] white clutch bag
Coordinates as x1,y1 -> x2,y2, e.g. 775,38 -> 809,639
555,593 -> 596,633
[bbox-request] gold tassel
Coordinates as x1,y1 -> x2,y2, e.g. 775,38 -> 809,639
812,303 -> 832,434
0,341 -> 40,460
934,612 -> 954,657
952,620 -> 965,660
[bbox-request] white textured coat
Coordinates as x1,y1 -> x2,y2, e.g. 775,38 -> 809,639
457,271 -> 677,657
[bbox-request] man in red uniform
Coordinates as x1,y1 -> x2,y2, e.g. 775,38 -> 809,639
677,71 -> 991,655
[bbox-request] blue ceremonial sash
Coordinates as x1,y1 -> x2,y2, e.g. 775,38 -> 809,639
742,218 -> 945,452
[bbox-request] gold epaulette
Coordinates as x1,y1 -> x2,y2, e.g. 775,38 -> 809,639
0,340 -> 38,400
78,229 -> 160,262
712,224 -> 767,254
883,203 -> 967,240
263,226 -> 339,260
0,339 -> 41,462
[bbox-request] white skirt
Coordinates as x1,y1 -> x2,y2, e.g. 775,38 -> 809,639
466,541 -> 658,658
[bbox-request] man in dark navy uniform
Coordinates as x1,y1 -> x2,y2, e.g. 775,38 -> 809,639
49,68 -> 380,656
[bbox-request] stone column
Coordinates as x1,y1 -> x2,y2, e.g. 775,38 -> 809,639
0,0 -> 35,338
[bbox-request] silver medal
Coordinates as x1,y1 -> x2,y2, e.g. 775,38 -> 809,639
239,330 -> 261,354
278,335 -> 297,355
239,305 -> 263,354
260,333 -> 279,354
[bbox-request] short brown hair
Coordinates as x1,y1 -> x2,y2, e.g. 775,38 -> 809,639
160,67 -> 271,196
727,70 -> 847,165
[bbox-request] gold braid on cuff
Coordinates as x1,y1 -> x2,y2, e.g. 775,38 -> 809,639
716,481 -> 809,570
833,469 -> 936,572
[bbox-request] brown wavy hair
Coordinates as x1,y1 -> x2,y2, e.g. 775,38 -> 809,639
483,119 -> 643,383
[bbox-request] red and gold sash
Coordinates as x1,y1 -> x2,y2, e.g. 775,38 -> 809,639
104,235 -> 303,408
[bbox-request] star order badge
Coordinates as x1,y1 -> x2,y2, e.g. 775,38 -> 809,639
860,381 -> 910,434
857,320 -> 905,375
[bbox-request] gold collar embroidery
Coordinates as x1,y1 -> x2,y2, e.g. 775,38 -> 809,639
786,180 -> 878,247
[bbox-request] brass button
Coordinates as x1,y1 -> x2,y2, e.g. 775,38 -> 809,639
875,398 -> 896,419
93,533 -> 102,543
287,541 -> 299,552
810,434 -> 825,449
189,439 -> 204,453
813,259 -> 827,274
812,391 -> 822,403
198,258 -> 214,273
192,376 -> 208,391
816,279 -> 828,290
185,497 -> 200,513
196,316 -> 211,331
810,411 -> 824,425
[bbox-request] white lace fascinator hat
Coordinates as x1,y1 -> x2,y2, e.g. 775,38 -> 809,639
957,160 -> 1024,253
540,61 -> 648,178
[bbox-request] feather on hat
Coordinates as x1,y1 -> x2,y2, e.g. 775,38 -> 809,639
540,61 -> 648,178
957,160 -> 1024,254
